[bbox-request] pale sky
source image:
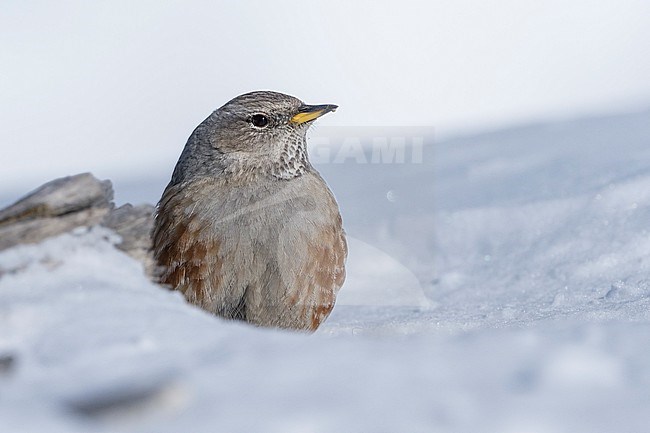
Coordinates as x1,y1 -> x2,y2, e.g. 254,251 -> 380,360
2,0 -> 650,196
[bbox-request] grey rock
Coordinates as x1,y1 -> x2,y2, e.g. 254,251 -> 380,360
0,173 -> 113,251
0,172 -> 113,223
102,203 -> 156,276
0,209 -> 111,252
0,173 -> 157,277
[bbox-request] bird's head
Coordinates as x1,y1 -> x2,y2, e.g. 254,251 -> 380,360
179,91 -> 336,181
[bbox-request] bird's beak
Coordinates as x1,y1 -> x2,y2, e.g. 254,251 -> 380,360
290,104 -> 338,124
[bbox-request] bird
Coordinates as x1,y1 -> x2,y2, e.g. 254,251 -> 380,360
152,91 -> 347,331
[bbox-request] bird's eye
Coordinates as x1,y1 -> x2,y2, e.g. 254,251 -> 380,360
250,114 -> 269,128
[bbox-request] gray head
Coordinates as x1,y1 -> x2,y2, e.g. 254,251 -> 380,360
170,91 -> 337,184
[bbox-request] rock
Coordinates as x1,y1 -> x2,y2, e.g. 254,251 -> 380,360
0,173 -> 158,277
0,173 -> 113,251
103,203 -> 156,276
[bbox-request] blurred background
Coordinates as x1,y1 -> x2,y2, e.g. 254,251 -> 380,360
2,0 -> 649,207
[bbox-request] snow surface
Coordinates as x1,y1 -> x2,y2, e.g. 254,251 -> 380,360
2,109 -> 650,432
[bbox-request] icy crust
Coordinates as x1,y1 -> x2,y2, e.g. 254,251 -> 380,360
2,228 -> 650,433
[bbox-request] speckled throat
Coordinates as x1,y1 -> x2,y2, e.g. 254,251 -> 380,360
271,136 -> 309,180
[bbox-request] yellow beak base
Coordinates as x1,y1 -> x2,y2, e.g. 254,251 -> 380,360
290,104 -> 338,124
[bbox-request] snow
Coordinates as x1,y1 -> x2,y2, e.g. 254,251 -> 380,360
2,109 -> 650,432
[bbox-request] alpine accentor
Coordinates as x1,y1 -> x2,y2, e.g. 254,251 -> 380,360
152,91 -> 347,331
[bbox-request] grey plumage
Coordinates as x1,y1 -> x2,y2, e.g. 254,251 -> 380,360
152,91 -> 347,331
